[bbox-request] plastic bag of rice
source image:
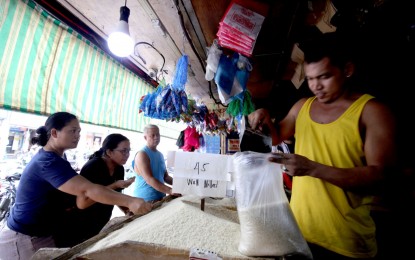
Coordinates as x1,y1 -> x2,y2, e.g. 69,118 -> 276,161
232,151 -> 312,259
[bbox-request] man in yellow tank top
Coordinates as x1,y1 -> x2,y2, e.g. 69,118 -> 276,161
248,32 -> 396,259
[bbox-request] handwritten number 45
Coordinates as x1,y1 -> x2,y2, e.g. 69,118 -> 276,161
194,162 -> 209,175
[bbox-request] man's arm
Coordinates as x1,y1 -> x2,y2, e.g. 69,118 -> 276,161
248,98 -> 306,145
164,171 -> 173,185
134,151 -> 172,194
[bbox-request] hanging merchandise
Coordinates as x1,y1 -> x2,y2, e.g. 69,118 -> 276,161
214,53 -> 252,105
200,133 -> 221,154
191,103 -> 209,126
172,55 -> 188,91
171,55 -> 189,115
205,39 -> 223,81
139,85 -> 162,117
226,91 -> 255,118
204,111 -> 219,133
216,0 -> 268,57
182,126 -> 202,152
138,55 -> 189,120
139,84 -> 180,119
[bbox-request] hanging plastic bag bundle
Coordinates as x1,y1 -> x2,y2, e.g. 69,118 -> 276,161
232,151 -> 312,259
139,55 -> 190,120
150,87 -> 162,118
171,54 -> 189,115
139,94 -> 150,114
139,85 -> 163,117
169,86 -> 181,117
156,86 -> 172,118
205,39 -> 222,81
139,53 -> 190,120
226,90 -> 255,117
172,55 -> 188,90
214,53 -> 251,105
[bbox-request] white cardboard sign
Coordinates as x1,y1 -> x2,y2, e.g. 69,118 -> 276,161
172,151 -> 231,197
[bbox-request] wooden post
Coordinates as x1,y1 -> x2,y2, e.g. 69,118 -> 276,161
201,198 -> 205,211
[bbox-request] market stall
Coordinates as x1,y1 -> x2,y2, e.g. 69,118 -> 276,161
33,152 -> 311,260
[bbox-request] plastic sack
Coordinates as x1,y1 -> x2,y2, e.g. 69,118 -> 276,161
232,151 -> 312,259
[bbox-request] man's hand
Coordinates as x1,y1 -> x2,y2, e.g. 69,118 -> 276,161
268,153 -> 316,177
166,187 -> 182,197
248,108 -> 281,145
171,192 -> 182,198
248,108 -> 273,131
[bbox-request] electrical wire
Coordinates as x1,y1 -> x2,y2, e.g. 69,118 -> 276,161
134,42 -> 166,82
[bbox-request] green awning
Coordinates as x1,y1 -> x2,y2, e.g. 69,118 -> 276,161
0,0 -> 181,138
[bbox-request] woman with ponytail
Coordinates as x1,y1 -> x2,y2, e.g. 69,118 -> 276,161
0,112 -> 151,259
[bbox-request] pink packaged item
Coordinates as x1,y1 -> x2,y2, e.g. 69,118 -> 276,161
221,3 -> 265,41
216,0 -> 268,57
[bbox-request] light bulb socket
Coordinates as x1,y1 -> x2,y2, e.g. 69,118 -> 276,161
119,6 -> 130,23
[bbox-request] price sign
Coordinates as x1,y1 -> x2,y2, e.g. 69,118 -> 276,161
172,151 -> 232,197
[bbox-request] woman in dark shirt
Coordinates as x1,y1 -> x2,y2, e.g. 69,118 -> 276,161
56,133 -> 135,247
0,113 -> 150,259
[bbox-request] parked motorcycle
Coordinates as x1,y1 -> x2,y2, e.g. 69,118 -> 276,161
0,173 -> 21,225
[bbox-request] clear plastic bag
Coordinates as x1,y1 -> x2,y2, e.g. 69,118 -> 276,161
232,151 -> 312,259
205,39 -> 222,81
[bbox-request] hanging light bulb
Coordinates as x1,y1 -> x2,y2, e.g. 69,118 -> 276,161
108,4 -> 134,57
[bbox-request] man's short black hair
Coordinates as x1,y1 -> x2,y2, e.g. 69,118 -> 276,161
301,32 -> 354,69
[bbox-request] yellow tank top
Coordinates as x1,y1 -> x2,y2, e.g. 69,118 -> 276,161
291,94 -> 377,258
